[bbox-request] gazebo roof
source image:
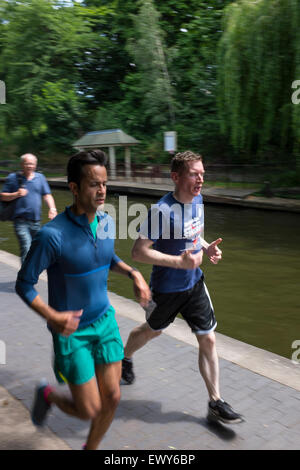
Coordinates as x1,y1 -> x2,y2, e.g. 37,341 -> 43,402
73,129 -> 140,148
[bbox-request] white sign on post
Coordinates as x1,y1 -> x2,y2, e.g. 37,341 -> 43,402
164,131 -> 177,152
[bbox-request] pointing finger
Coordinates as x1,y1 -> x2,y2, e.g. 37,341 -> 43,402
211,238 -> 223,246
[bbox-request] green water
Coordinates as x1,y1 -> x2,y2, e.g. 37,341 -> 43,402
1,187 -> 299,360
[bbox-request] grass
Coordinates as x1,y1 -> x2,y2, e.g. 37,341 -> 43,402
254,191 -> 300,200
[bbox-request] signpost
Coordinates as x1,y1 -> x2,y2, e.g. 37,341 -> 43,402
164,131 -> 177,153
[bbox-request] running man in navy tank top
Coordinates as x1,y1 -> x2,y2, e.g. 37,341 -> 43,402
122,151 -> 244,425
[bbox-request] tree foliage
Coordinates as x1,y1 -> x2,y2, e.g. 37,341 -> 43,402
127,0 -> 176,130
0,0 -> 112,153
164,0 -> 235,155
217,0 -> 300,163
0,0 -> 298,167
92,0 -> 235,159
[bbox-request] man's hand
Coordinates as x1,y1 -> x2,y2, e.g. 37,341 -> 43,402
205,238 -> 223,265
179,249 -> 203,270
131,271 -> 151,308
48,208 -> 58,220
48,309 -> 83,336
43,194 -> 58,220
17,188 -> 28,198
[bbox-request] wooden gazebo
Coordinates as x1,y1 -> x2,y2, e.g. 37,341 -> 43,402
73,129 -> 140,180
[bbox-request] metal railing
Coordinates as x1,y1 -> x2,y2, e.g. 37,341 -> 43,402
0,160 -> 294,193
106,162 -> 285,186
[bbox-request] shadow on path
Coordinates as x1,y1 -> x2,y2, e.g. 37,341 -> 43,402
115,399 -> 236,442
0,281 -> 16,293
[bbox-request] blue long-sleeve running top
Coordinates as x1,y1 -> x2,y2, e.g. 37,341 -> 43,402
16,206 -> 121,329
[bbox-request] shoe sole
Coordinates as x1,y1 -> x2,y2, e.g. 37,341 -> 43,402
31,385 -> 50,427
121,376 -> 135,385
207,409 -> 244,425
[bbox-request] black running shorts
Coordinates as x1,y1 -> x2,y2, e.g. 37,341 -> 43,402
146,276 -> 217,334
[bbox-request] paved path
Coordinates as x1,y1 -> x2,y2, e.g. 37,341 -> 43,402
1,251 -> 300,450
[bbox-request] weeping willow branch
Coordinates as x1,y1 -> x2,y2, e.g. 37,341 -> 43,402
217,0 -> 300,162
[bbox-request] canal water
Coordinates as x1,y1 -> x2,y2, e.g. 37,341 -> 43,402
0,187 -> 299,360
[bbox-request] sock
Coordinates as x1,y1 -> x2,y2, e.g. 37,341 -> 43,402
43,385 -> 54,405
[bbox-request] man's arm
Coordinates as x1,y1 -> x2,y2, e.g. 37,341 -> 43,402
16,275 -> 83,337
0,173 -> 28,201
0,188 -> 27,201
201,237 -> 223,264
15,227 -> 81,336
131,237 -> 203,270
30,295 -> 82,336
110,260 -> 151,307
43,193 -> 57,219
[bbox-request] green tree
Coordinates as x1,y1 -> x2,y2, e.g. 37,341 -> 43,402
217,0 -> 300,163
0,0 -> 238,163
87,0 -> 235,161
82,0 -> 139,109
89,0 -> 178,160
0,0 -> 112,154
165,0 -> 235,157
126,0 -> 176,131
32,80 -> 85,150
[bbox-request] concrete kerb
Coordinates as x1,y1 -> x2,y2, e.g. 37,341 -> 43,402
2,249 -> 300,393
0,386 -> 71,450
108,292 -> 300,392
0,250 -> 71,451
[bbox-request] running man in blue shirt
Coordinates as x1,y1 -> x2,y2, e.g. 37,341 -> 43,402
16,150 -> 150,450
122,151 -> 243,425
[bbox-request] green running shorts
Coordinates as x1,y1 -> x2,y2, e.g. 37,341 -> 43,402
52,306 -> 124,385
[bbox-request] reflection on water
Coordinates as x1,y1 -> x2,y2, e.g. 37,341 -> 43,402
1,187 -> 299,360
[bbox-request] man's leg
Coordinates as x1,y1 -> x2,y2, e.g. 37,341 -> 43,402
14,219 -> 32,264
47,364 -> 121,450
196,332 -> 220,401
124,322 -> 161,359
85,361 -> 121,450
29,220 -> 40,243
122,322 -> 161,384
196,332 -> 243,424
47,378 -> 101,421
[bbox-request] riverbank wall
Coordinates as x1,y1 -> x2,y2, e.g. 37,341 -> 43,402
1,175 -> 300,212
46,177 -> 300,213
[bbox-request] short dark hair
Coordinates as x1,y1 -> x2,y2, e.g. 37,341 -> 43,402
67,149 -> 108,187
171,150 -> 203,174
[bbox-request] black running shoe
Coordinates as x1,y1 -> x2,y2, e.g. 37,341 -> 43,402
207,399 -> 244,425
122,358 -> 135,384
31,379 -> 52,426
